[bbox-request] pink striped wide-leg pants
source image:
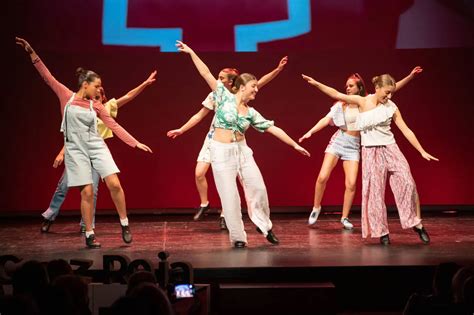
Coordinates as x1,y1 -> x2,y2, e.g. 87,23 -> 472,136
361,143 -> 421,238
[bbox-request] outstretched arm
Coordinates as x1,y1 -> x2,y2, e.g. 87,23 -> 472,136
299,116 -> 332,143
266,126 -> 310,157
302,74 -> 364,106
15,37 -> 39,62
176,41 -> 217,91
257,56 -> 288,90
167,107 -> 212,139
16,37 -> 71,104
96,103 -> 153,153
116,71 -> 157,108
395,66 -> 423,92
393,109 -> 438,161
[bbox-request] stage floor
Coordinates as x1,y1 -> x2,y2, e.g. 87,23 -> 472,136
1,211 -> 473,269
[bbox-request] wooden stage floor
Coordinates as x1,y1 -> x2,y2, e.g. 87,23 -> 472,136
1,211 -> 473,269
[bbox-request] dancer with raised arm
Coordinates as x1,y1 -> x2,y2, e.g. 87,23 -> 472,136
167,57 -> 288,230
299,68 -> 422,230
302,71 -> 437,245
16,37 -> 153,248
177,40 -> 310,248
41,72 -> 156,233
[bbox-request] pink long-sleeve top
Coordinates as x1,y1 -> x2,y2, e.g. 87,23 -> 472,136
33,59 -> 139,148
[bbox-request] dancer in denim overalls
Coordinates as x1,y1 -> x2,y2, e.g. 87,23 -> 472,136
16,37 -> 153,248
40,74 -> 156,234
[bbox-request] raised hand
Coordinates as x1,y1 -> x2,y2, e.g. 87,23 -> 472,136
145,70 -> 157,85
176,40 -> 193,54
136,143 -> 153,153
301,74 -> 317,86
410,66 -> 423,76
15,37 -> 34,54
277,56 -> 288,70
166,129 -> 183,139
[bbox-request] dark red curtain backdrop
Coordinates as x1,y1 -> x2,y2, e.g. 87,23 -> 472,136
3,1 -> 473,212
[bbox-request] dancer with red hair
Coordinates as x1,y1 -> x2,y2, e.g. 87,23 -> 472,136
302,71 -> 437,244
300,68 -> 422,230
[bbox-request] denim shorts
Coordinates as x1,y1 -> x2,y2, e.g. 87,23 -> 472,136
325,130 -> 360,161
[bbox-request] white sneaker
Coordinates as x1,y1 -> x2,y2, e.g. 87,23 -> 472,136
341,217 -> 353,230
308,208 -> 321,225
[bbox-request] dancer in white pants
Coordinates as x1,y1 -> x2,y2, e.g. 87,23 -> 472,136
167,57 -> 288,230
176,41 -> 310,248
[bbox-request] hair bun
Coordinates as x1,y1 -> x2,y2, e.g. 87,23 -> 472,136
76,67 -> 86,77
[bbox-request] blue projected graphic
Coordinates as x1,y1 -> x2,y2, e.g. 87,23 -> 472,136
102,0 -> 183,52
235,0 -> 311,51
102,0 -> 312,52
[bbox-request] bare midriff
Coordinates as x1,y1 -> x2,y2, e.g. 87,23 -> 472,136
213,128 -> 246,143
342,129 -> 360,137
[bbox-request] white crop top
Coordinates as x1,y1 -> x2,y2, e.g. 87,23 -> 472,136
356,99 -> 398,146
344,107 -> 359,131
326,102 -> 360,131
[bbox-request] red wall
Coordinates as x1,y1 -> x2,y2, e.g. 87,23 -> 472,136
3,1 -> 473,212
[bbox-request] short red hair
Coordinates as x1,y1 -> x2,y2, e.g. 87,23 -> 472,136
221,68 -> 240,76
